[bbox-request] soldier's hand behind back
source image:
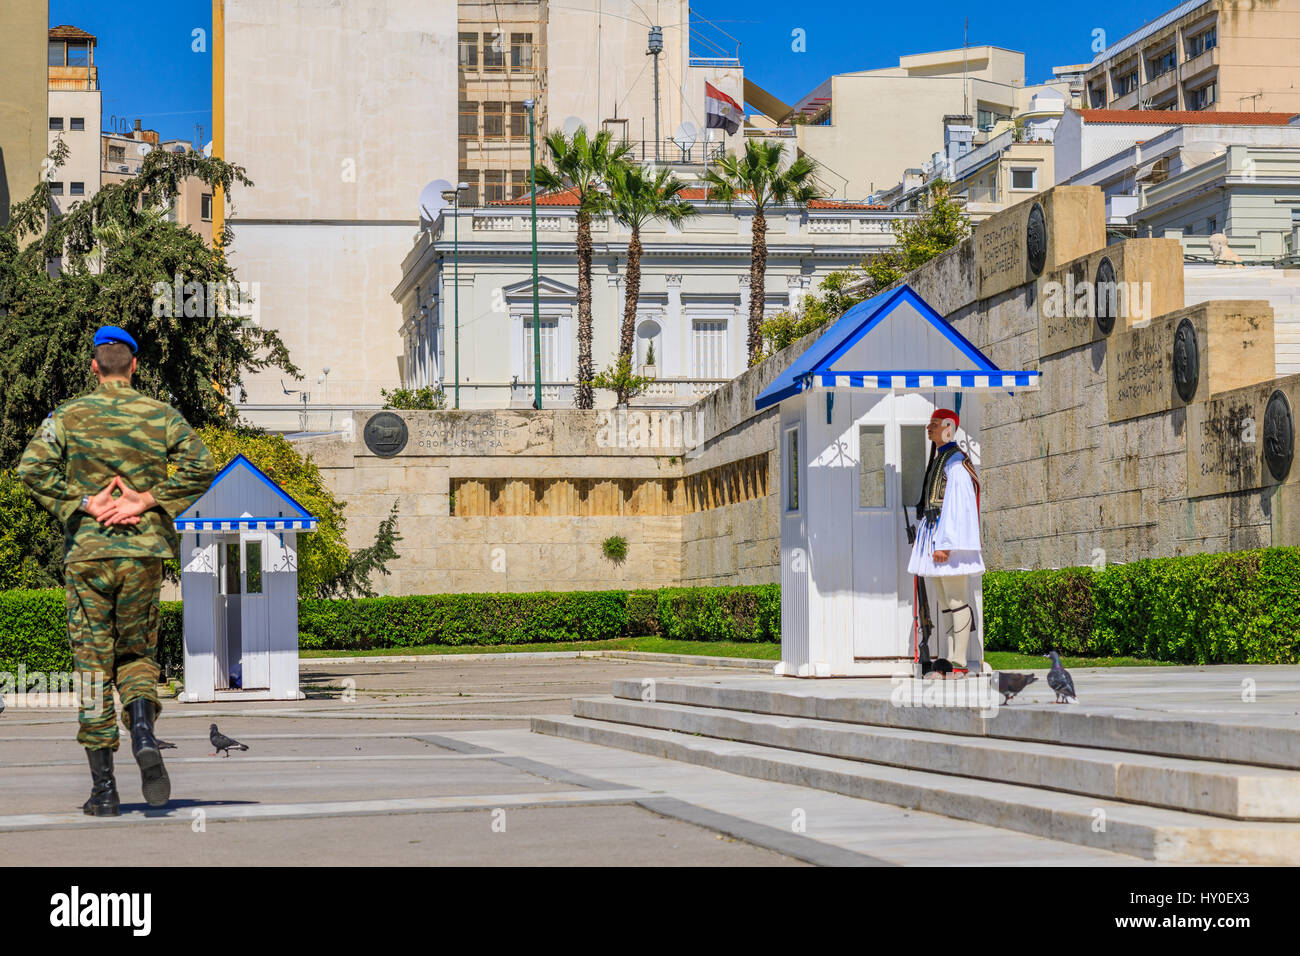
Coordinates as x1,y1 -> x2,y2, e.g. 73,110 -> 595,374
84,481 -> 119,521
97,477 -> 153,527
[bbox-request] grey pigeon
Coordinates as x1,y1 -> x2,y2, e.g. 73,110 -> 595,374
155,737 -> 177,749
1044,650 -> 1078,703
209,723 -> 249,757
997,672 -> 1038,704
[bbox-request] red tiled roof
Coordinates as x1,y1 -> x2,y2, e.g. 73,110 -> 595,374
1074,109 -> 1297,126
490,187 -> 884,210
807,199 -> 886,210
49,24 -> 96,41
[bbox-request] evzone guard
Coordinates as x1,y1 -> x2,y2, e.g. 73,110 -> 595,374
907,408 -> 982,679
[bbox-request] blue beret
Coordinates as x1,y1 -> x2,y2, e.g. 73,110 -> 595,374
93,326 -> 138,353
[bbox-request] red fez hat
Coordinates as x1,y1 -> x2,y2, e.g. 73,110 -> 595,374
930,408 -> 960,427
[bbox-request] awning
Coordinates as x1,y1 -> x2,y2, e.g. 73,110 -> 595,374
813,370 -> 1040,390
175,517 -> 319,532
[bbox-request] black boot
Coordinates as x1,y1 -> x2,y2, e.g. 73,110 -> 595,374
127,698 -> 170,807
83,748 -> 120,816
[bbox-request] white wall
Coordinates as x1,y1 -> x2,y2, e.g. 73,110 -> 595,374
225,0 -> 459,410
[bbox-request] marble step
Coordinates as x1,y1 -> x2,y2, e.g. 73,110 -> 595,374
609,678 -> 1300,771
574,696 -> 1300,820
533,713 -> 1300,863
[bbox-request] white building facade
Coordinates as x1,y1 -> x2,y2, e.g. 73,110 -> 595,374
393,196 -> 908,408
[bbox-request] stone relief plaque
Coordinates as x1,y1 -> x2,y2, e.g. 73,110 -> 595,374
1173,318 -> 1200,403
363,412 -> 409,457
1095,256 -> 1116,335
1026,202 -> 1047,276
1264,390 -> 1294,482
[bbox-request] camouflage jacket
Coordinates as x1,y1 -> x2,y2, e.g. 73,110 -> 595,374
17,381 -> 217,562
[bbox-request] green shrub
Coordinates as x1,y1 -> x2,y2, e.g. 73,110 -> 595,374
982,567 -> 1096,655
656,584 -> 780,643
625,590 -> 661,636
985,548 -> 1300,664
601,535 -> 628,564
297,590 -> 631,650
0,589 -> 187,680
0,588 -> 70,678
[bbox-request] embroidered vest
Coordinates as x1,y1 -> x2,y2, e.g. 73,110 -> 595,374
916,442 -> 980,523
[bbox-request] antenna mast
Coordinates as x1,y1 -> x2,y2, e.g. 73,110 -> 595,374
962,18 -> 969,118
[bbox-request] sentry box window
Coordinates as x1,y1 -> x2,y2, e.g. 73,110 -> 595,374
785,426 -> 800,512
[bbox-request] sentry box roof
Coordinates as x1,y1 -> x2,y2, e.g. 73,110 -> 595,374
755,284 -> 1039,410
175,454 -> 319,533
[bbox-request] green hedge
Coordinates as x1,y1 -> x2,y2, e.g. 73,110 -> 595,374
298,590 -> 630,650
3,550 -> 1297,673
0,589 -> 184,680
983,548 -> 1300,664
656,585 -> 780,643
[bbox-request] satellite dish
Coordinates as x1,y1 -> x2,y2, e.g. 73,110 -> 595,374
563,116 -> 584,139
137,143 -> 152,157
418,179 -> 453,224
202,140 -> 213,158
673,121 -> 698,150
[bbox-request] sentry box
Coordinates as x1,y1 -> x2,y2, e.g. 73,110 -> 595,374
754,284 -> 1039,677
174,454 -> 318,701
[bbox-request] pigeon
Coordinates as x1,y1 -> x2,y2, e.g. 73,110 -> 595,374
997,671 -> 1038,704
1044,650 -> 1078,703
210,723 -> 250,757
155,737 -> 177,750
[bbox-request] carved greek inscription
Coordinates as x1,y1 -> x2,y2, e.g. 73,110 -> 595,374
1197,400 -> 1258,488
1112,337 -> 1164,406
978,219 -> 1022,280
414,416 -> 514,452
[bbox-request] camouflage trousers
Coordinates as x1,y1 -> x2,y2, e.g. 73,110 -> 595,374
65,558 -> 164,751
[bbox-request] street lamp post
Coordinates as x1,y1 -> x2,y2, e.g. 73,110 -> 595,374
525,97 -> 542,410
440,182 -> 469,408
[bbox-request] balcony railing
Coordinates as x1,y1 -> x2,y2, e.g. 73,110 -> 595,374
624,139 -> 727,165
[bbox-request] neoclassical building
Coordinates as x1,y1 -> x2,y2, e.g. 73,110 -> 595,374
393,190 -> 908,408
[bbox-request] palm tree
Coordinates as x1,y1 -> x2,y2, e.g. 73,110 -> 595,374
532,126 -> 633,409
608,164 -> 697,364
702,140 -> 822,365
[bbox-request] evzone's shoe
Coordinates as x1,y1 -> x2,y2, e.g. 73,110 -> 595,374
127,698 -> 171,807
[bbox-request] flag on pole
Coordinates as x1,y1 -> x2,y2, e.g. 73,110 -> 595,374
705,82 -> 741,134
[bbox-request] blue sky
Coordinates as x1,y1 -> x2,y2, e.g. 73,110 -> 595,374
690,0 -> 1181,101
50,0 -> 211,144
47,0 -> 1182,143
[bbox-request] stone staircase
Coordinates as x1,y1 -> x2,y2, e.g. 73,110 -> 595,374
532,675 -> 1300,863
1183,263 -> 1300,375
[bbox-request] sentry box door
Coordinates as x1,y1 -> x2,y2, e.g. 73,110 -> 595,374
215,533 -> 270,690
238,532 -> 271,690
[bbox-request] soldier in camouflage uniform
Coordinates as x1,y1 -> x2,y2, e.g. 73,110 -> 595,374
17,326 -> 216,815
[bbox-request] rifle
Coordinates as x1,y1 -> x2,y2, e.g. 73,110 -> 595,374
902,506 -> 934,672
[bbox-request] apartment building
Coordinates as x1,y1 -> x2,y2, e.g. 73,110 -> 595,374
102,122 -> 214,245
1057,108 -> 1300,259
0,0 -> 47,227
46,24 -> 100,216
1083,0 -> 1300,114
745,46 -> 1074,200
877,88 -> 1066,223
